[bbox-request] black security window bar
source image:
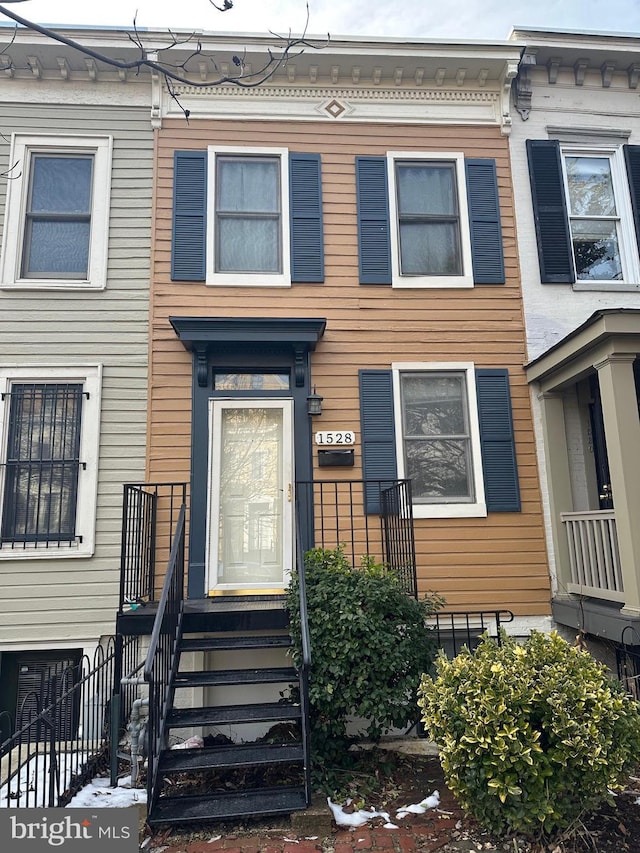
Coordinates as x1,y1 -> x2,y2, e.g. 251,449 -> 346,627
1,383 -> 84,546
395,161 -> 462,276
22,153 -> 93,279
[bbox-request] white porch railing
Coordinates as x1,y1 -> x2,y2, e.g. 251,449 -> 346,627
561,510 -> 625,602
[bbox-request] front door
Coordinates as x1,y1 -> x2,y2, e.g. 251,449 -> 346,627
207,399 -> 294,594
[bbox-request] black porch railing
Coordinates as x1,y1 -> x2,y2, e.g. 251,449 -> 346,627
0,637 -> 139,809
296,479 -> 417,597
144,502 -> 186,817
429,610 -> 515,657
119,482 -> 187,612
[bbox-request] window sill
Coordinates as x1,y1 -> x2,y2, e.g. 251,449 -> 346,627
0,542 -> 94,560
572,281 -> 640,292
413,501 -> 487,519
1,278 -> 105,291
392,275 -> 474,289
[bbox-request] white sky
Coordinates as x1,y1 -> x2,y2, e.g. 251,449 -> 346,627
1,0 -> 640,41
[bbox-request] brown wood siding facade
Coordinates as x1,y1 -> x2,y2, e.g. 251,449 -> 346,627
150,117 -> 551,617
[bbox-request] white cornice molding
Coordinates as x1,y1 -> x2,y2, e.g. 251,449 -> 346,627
161,83 -> 504,127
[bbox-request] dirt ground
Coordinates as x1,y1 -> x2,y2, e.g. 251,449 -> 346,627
142,750 -> 640,853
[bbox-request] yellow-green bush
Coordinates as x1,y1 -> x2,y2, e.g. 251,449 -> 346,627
418,631 -> 640,840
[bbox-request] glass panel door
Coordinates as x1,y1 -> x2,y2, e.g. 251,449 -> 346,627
207,399 -> 293,592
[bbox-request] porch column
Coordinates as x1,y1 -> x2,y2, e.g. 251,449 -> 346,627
538,391 -> 573,595
595,353 -> 640,617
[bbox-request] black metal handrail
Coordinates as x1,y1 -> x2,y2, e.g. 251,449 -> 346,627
0,638 -> 136,808
143,502 -> 186,817
381,479 -> 417,597
295,478 -> 417,596
295,521 -> 312,806
429,610 -> 515,657
119,482 -> 187,613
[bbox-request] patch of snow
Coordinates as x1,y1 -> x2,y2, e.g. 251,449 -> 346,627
634,797 -> 640,806
66,774 -> 147,808
396,790 -> 440,819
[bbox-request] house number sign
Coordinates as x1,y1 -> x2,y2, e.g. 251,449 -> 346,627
315,430 -> 356,446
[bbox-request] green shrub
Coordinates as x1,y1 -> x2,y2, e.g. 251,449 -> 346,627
287,547 -> 441,769
418,630 -> 640,840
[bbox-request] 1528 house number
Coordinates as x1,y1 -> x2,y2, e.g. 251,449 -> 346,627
315,430 -> 356,446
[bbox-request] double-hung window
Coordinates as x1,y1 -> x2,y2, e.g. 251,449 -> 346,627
359,365 -> 520,519
0,135 -> 112,290
393,363 -> 485,517
388,153 -> 473,288
563,151 -> 625,282
527,140 -> 640,288
0,366 -> 101,558
207,146 -> 291,286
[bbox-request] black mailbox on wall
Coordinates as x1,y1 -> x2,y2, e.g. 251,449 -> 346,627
318,449 -> 355,467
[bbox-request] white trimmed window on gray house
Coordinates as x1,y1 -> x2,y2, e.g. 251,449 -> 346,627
0,135 -> 112,290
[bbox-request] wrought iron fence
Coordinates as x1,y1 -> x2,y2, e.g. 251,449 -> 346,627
295,479 -> 417,596
0,636 -> 139,809
144,502 -> 186,817
119,482 -> 187,612
617,626 -> 640,700
429,610 -> 515,658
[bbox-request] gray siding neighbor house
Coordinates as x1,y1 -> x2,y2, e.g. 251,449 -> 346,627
0,26 -> 153,736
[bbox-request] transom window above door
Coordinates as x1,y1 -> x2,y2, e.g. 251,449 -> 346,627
207,146 -> 291,287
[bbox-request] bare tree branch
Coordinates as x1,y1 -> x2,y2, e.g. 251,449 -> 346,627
0,1 -> 327,92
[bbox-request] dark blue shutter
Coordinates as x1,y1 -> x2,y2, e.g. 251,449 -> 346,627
526,139 -> 574,284
624,145 -> 640,256
475,368 -> 520,512
171,151 -> 207,281
290,153 -> 324,283
356,157 -> 392,285
465,158 -> 505,284
359,370 -> 397,513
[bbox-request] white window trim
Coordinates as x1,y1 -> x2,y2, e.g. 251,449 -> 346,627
392,361 -> 486,519
206,145 -> 291,288
560,144 -> 640,292
0,134 -> 112,291
0,365 -> 102,559
387,152 -> 473,290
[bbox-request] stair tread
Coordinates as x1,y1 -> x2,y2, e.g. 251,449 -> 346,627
149,786 -> 307,826
167,701 -> 301,728
180,635 -> 292,652
160,741 -> 303,773
174,667 -> 297,687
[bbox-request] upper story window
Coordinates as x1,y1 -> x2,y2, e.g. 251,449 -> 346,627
0,366 -> 101,559
215,155 -> 282,274
0,135 -> 112,290
207,146 -> 291,287
22,154 -> 93,280
527,140 -> 640,290
394,160 -> 463,278
356,153 -> 502,288
563,152 -> 628,282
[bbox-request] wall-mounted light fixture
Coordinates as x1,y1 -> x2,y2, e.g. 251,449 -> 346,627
307,386 -> 323,416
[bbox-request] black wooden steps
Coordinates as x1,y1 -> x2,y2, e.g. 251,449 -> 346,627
167,700 -> 301,729
180,634 -> 291,652
149,786 -> 308,826
174,666 -> 297,688
159,742 -> 303,773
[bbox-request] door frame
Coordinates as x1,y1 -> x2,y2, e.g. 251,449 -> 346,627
169,316 -> 326,599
